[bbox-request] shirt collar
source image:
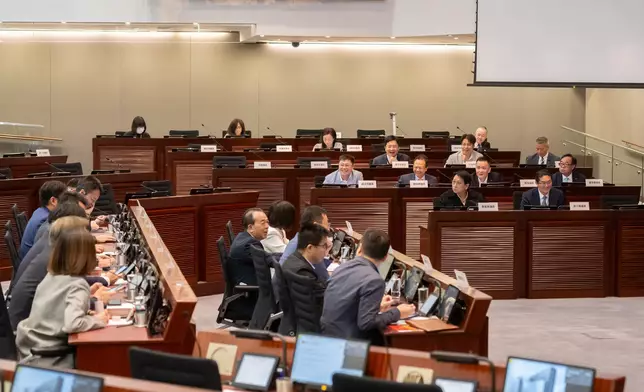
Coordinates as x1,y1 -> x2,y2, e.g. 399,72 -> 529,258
563,173 -> 573,179
354,256 -> 379,273
294,250 -> 315,269
479,176 -> 487,183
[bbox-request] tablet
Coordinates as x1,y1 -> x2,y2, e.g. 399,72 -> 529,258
418,292 -> 440,317
116,262 -> 136,276
232,353 -> 280,391
434,377 -> 477,392
503,356 -> 595,392
11,364 -> 103,392
404,267 -> 424,301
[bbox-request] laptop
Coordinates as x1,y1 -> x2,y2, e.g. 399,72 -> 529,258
11,364 -> 104,392
503,356 -> 595,392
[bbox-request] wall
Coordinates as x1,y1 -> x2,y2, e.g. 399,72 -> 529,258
0,36 -> 586,171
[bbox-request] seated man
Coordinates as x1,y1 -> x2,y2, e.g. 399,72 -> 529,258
552,154 -> 586,186
474,126 -> 491,151
73,175 -> 109,232
371,135 -> 410,166
520,170 -> 566,209
471,156 -> 503,187
18,180 -> 66,259
525,136 -> 560,167
321,228 -> 415,343
282,223 -> 331,333
323,154 -> 363,186
229,208 -> 269,286
397,154 -> 438,187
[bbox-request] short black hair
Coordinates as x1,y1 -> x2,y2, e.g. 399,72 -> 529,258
267,201 -> 296,231
536,169 -> 552,182
131,116 -> 146,133
338,154 -> 355,165
461,134 -> 476,145
384,135 -> 399,146
66,178 -> 79,189
242,207 -> 264,228
413,154 -> 429,167
560,153 -> 577,165
361,229 -> 390,260
48,201 -> 88,224
300,205 -> 327,228
58,191 -> 88,207
476,156 -> 491,165
76,176 -> 103,194
296,223 -> 330,250
38,181 -> 66,208
454,170 -> 472,186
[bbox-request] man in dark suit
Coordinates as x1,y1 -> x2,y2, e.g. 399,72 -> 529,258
371,135 -> 410,165
474,126 -> 491,151
520,170 -> 566,209
471,156 -> 503,187
525,136 -> 560,167
552,154 -> 586,186
397,154 -> 438,187
228,208 -> 269,286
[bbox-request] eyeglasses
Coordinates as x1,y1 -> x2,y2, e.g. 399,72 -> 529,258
538,181 -> 552,185
558,163 -> 572,167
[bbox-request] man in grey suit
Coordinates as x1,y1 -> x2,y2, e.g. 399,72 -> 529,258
525,136 -> 560,167
397,154 -> 438,187
371,135 -> 410,165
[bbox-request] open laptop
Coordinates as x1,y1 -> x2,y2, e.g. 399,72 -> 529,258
503,356 -> 595,392
11,364 -> 104,392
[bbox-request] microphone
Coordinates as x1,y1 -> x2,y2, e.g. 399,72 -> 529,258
456,126 -> 466,135
395,125 -> 409,138
44,162 -> 70,175
140,183 -> 161,194
436,170 -> 453,183
513,173 -> 527,180
200,124 -> 228,151
91,205 -> 111,216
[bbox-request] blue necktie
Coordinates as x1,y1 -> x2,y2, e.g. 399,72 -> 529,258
541,195 -> 548,206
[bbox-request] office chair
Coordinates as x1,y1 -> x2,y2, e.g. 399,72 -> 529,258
249,246 -> 282,331
357,129 -> 386,138
93,184 -> 118,216
4,221 -> 21,284
296,129 -> 324,139
600,194 -> 640,209
11,204 -> 27,243
0,290 -> 16,360
0,168 -> 12,179
295,157 -> 331,169
142,180 -> 173,196
422,131 -> 450,139
512,191 -> 523,210
221,130 -> 252,138
216,237 -> 258,327
2,153 -> 25,158
51,162 -> 83,176
273,262 -> 295,337
225,220 -> 235,248
332,374 -> 443,392
371,143 -> 386,152
168,130 -> 199,138
283,269 -> 322,334
129,347 -> 222,391
213,156 -> 247,169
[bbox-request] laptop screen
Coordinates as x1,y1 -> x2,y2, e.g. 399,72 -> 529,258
503,357 -> 595,392
291,334 -> 369,388
434,377 -> 477,392
12,365 -> 103,392
378,253 -> 395,280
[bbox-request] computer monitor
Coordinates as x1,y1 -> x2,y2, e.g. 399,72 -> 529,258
433,377 -> 477,392
11,364 -> 104,392
232,353 -> 280,391
290,334 -> 370,389
503,356 -> 595,392
378,252 -> 395,280
404,266 -> 424,301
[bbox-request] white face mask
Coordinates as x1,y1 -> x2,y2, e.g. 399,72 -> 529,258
136,127 -> 145,134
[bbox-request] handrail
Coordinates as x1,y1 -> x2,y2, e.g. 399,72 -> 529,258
623,139 -> 644,150
564,140 -> 643,171
0,121 -> 44,128
560,125 -> 644,157
0,133 -> 62,142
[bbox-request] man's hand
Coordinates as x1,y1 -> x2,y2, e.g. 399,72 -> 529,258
95,233 -> 116,243
94,215 -> 108,227
89,282 -> 103,295
97,255 -> 113,268
94,310 -> 110,325
95,244 -> 105,254
95,286 -> 116,303
380,295 -> 394,312
397,304 -> 416,319
104,271 -> 121,285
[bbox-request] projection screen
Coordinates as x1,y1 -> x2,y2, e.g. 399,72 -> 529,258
475,0 -> 644,86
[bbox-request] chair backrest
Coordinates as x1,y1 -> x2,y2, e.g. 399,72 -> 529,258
168,130 -> 199,138
0,168 -> 12,179
11,204 -> 25,243
4,221 -> 20,273
129,347 -> 222,390
296,129 -> 324,139
216,236 -> 233,299
250,246 -> 277,308
16,212 -> 28,240
296,157 -> 331,168
422,131 -> 450,139
0,286 -> 16,360
93,183 -> 118,215
283,269 -> 322,334
213,156 -> 247,168
600,194 -> 640,209
273,262 -> 295,337
513,191 -> 523,210
142,180 -> 173,196
51,162 -> 83,176
225,220 -> 235,247
332,374 -> 442,392
357,129 -> 386,138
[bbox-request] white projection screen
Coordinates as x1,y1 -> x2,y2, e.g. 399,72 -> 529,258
475,0 -> 644,86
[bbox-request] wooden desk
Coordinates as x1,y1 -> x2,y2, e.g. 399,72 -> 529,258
0,155 -> 68,178
128,191 -> 260,296
194,331 -> 625,392
0,172 -> 157,281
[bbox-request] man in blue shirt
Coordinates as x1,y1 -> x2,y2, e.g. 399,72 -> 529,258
18,180 -> 66,259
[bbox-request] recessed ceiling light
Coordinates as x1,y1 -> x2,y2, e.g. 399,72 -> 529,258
454,37 -> 459,40
390,36 -> 396,39
193,22 -> 199,26
447,34 -> 453,37
61,21 -> 67,24
325,35 -> 331,38
125,22 -> 130,25
260,34 -> 265,37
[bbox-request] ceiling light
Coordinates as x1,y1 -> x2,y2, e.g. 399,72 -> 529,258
61,21 -> 67,24
447,34 -> 453,37
125,22 -> 130,25
454,37 -> 459,40
193,22 -> 199,26
260,34 -> 265,37
325,36 -> 331,38
390,36 -> 396,39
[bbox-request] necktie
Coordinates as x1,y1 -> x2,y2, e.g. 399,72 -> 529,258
540,157 -> 545,165
541,195 -> 548,206
564,176 -> 570,183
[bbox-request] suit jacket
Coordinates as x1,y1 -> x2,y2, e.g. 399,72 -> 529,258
123,131 -> 151,138
525,153 -> 560,167
397,173 -> 438,187
520,187 -> 566,209
282,252 -> 327,333
228,231 -> 262,286
371,152 -> 410,166
434,190 -> 485,208
471,172 -> 503,187
474,140 -> 491,151
552,171 -> 587,186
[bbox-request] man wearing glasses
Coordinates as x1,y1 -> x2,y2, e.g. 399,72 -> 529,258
552,154 -> 586,186
520,170 -> 566,209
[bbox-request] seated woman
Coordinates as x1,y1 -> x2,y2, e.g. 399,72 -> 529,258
124,116 -> 150,138
16,227 -> 108,368
444,134 -> 482,166
312,128 -> 343,151
434,171 -> 485,208
225,118 -> 247,138
262,201 -> 296,254
323,154 -> 363,186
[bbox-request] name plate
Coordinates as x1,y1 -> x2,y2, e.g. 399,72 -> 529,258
520,179 -> 537,187
358,180 -> 377,189
347,145 -> 363,152
410,144 -> 425,152
345,220 -> 353,236
254,161 -> 272,169
421,254 -> 433,273
478,202 -> 499,211
310,161 -> 328,169
465,161 -> 476,169
454,269 -> 470,287
36,149 -> 50,157
392,161 -> 409,169
200,145 -> 217,152
570,201 -> 590,211
451,145 -> 463,152
276,145 -> 292,152
410,180 -> 428,188
586,179 -> 604,187
554,160 -> 561,168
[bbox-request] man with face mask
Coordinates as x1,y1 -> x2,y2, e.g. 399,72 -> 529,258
124,116 -> 150,138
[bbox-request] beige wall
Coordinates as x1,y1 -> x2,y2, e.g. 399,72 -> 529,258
0,38 -> 586,171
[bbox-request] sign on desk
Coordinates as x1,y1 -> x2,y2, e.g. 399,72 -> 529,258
410,144 -> 425,152
465,161 -> 476,169
254,161 -> 272,169
520,179 -> 537,187
392,161 -> 409,169
451,145 -> 462,152
345,220 -> 354,236
347,145 -> 363,152
586,179 -> 604,187
310,161 -> 328,169
570,201 -> 590,211
200,145 -> 217,152
358,180 -> 377,188
410,180 -> 428,188
478,202 -> 499,211
276,145 -> 293,152
421,254 -> 433,273
36,149 -> 50,157
454,269 -> 470,288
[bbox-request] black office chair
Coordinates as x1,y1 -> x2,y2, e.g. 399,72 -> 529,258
249,246 -> 282,331
273,262 -> 295,337
600,194 -> 640,209
216,237 -> 258,327
52,162 -> 83,175
371,143 -> 386,152
332,374 -> 443,392
225,220 -> 235,248
221,130 -> 252,138
213,156 -> 247,169
129,347 -> 222,390
168,130 -> 199,138
512,191 -> 523,210
357,129 -> 386,138
283,269 -> 322,334
142,180 -> 173,196
4,221 -> 20,283
11,204 -> 27,243
0,290 -> 16,360
422,131 -> 450,139
2,153 -> 24,158
295,157 -> 331,169
93,183 -> 118,216
0,168 -> 12,179
296,129 -> 324,139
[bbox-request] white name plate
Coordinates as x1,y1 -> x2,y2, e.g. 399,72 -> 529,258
465,161 -> 476,169
451,145 -> 463,152
454,269 -> 470,287
345,220 -> 353,236
520,179 -> 537,187
336,132 -> 342,139
276,145 -> 292,152
554,160 -> 561,168
310,161 -> 328,169
421,254 -> 433,273
347,145 -> 363,152
410,180 -> 428,188
392,161 -> 409,169
200,145 -> 217,152
254,161 -> 272,169
358,180 -> 377,188
570,201 -> 590,211
478,202 -> 499,211
410,144 -> 425,152
36,149 -> 50,157
586,179 -> 604,187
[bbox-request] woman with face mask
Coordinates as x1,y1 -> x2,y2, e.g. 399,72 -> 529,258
126,116 -> 150,138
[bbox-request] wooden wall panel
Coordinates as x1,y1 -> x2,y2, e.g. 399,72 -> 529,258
176,163 -> 212,195
218,178 -> 285,211
404,201 -> 434,261
298,179 -> 315,213
321,201 -> 390,237
616,223 -> 644,296
98,147 -> 155,172
147,209 -> 197,283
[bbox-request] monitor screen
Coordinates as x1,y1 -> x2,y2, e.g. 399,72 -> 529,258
291,334 -> 369,388
503,357 -> 595,392
233,354 -> 279,391
378,253 -> 395,280
434,377 -> 477,392
11,365 -> 103,392
419,293 -> 440,317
